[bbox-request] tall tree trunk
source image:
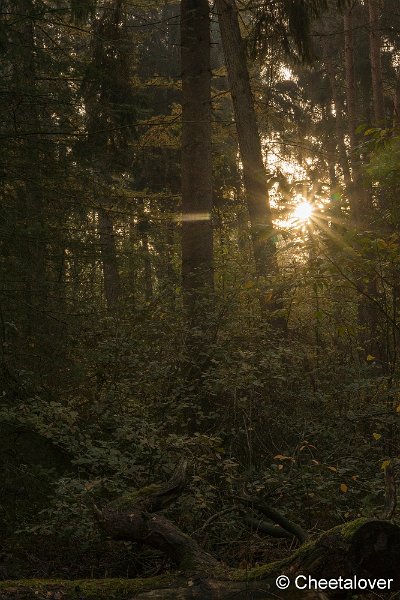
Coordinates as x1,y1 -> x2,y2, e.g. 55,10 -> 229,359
363,0 -> 384,361
343,7 -> 357,151
165,217 -> 176,311
368,0 -> 385,124
181,0 -> 214,326
128,214 -> 137,307
321,106 -> 339,203
136,197 -> 153,303
393,73 -> 400,127
14,0 -> 51,372
343,5 -> 364,223
141,231 -> 153,304
324,126 -> 338,195
180,0 -> 215,434
84,0 -> 126,310
98,208 -> 121,310
215,0 -> 277,282
322,46 -> 352,192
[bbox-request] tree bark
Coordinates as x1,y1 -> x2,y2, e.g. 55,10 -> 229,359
181,0 -> 214,326
394,74 -> 400,127
137,198 -> 153,303
367,0 -> 385,125
323,116 -> 338,197
3,519 -> 399,599
343,8 -> 357,153
91,474 -> 400,598
321,43 -> 352,193
16,0 -> 47,334
215,0 -> 277,282
85,0 -> 128,310
0,579 -> 323,599
2,466 -> 400,600
342,5 -> 366,223
100,514 -> 400,598
98,207 -> 121,310
0,579 -> 326,599
128,213 -> 137,306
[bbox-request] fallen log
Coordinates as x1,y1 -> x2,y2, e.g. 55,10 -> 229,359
0,576 -> 326,599
101,513 -> 400,598
2,517 -> 397,599
2,466 -> 399,599
96,466 -> 400,583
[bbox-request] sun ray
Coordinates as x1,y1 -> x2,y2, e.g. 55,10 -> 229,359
310,215 -> 358,256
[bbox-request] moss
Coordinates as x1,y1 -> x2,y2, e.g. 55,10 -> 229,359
232,535 -> 322,582
0,575 -> 176,599
337,517 -> 370,539
230,518 -> 373,583
299,517 -> 369,543
0,519 -> 378,597
230,556 -> 291,581
111,484 -> 162,511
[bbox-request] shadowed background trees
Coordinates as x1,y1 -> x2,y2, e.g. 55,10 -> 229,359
1,0 -> 400,586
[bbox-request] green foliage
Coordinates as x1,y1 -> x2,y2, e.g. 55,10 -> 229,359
1,0 -> 400,584
0,576 -> 176,599
367,134 -> 400,185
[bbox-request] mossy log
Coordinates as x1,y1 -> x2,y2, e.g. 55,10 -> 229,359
0,576 -> 324,599
0,577 -> 331,599
100,508 -> 222,576
3,468 -> 399,599
1,518 -> 399,599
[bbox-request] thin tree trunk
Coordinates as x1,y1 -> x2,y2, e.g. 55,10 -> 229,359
98,208 -> 121,310
344,8 -> 357,151
165,218 -> 176,310
15,0 -> 50,366
215,0 -> 277,282
368,0 -> 385,124
343,6 -> 365,223
141,231 -> 153,303
362,0 -> 384,360
322,108 -> 339,204
325,135 -> 338,195
128,214 -> 136,307
393,74 -> 400,127
136,197 -> 153,303
322,48 -> 352,191
181,0 -> 214,326
85,0 -> 128,311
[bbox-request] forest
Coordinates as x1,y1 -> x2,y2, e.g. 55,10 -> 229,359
1,0 -> 400,598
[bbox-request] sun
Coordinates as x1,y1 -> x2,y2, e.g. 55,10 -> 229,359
293,201 -> 313,223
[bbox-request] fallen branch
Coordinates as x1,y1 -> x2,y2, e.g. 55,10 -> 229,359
243,515 -> 293,539
235,495 -> 308,543
381,462 -> 397,520
3,470 -> 399,599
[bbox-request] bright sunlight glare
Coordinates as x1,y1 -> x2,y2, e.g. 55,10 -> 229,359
293,201 -> 313,222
